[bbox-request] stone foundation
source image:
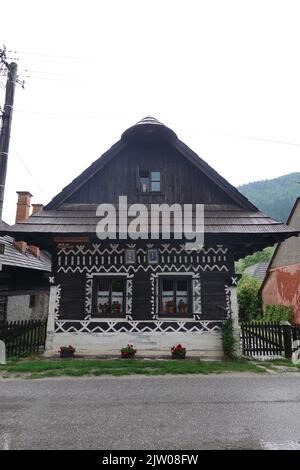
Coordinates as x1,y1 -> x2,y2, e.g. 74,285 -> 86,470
44,329 -> 223,359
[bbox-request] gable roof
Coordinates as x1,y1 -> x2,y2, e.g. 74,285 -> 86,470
44,117 -> 257,211
1,117 -> 299,258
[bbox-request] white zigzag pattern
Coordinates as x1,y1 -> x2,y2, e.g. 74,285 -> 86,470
55,320 -> 223,334
224,285 -> 231,317
54,285 -> 62,320
57,263 -> 228,274
159,245 -> 227,255
58,243 -> 124,256
58,243 -> 228,257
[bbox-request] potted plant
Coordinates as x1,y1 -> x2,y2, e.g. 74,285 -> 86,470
171,344 -> 186,360
99,303 -> 109,314
59,345 -> 76,359
178,299 -> 187,315
120,344 -> 137,359
165,300 -> 176,314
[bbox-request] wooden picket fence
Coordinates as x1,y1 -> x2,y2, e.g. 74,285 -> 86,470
240,322 -> 292,358
0,320 -> 47,358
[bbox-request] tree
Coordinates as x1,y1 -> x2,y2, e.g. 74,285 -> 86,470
237,274 -> 262,321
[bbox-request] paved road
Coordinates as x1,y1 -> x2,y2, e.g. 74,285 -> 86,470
1,374 -> 300,450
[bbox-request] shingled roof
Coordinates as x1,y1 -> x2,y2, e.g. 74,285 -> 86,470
1,117 -> 298,257
0,235 -> 51,272
244,262 -> 270,284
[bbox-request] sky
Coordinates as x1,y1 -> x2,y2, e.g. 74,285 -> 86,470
0,0 -> 300,224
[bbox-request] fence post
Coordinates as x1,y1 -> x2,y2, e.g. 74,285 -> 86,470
45,285 -> 59,353
280,321 -> 292,359
0,339 -> 6,365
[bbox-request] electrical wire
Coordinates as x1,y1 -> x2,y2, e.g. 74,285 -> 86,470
13,146 -> 47,196
216,131 -> 300,148
9,50 -> 91,61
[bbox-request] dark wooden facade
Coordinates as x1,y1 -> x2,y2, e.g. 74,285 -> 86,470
1,117 -> 298,338
65,141 -> 234,206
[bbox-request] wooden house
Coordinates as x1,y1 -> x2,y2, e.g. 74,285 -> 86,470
0,196 -> 51,323
1,117 -> 298,357
261,197 -> 300,324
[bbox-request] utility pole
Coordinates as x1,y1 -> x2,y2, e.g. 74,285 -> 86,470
0,50 -> 18,220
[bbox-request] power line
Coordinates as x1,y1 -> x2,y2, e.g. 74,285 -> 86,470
14,109 -> 109,119
26,75 -> 86,84
13,146 -> 47,196
216,131 -> 300,147
19,68 -> 84,77
9,50 -> 91,61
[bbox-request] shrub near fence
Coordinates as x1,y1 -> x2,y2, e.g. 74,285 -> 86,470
0,320 -> 47,358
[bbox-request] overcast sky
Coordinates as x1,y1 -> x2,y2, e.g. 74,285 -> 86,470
1,0 -> 300,223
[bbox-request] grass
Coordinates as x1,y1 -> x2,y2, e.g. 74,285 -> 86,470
0,357 -> 266,379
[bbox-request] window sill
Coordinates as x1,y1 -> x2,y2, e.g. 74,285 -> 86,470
91,316 -> 126,320
139,192 -> 165,196
158,315 -> 194,320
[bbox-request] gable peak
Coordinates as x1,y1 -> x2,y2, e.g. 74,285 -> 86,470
121,116 -> 177,142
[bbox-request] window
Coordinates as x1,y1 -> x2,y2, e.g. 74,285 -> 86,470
93,277 -> 125,317
160,277 -> 191,317
139,170 -> 161,193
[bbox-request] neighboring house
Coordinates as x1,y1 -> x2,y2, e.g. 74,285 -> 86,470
244,262 -> 269,284
1,117 -> 298,357
0,195 -> 51,322
261,197 -> 300,324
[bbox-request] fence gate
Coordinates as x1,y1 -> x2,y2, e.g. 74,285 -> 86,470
0,320 -> 47,358
240,322 -> 292,359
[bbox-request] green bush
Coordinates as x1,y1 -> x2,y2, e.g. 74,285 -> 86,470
222,317 -> 236,360
262,304 -> 293,323
237,274 -> 262,320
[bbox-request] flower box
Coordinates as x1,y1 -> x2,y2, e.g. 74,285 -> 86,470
120,344 -> 137,359
59,345 -> 75,359
171,344 -> 186,360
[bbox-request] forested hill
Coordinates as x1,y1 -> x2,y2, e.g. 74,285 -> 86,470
238,172 -> 300,222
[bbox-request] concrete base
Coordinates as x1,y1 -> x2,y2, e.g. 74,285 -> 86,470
44,330 -> 224,360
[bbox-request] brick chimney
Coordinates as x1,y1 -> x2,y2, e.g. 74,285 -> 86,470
16,191 -> 32,223
28,204 -> 44,258
14,191 -> 32,254
31,204 -> 44,215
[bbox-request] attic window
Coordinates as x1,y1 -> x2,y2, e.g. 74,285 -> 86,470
139,170 -> 161,193
0,243 -> 5,255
